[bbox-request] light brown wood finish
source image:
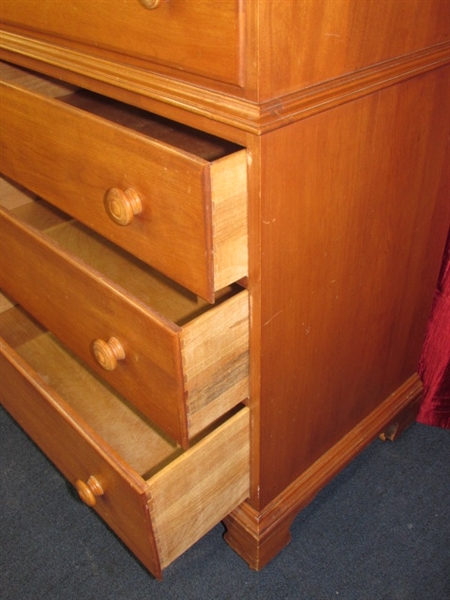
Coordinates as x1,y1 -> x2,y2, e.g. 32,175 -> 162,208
0,2 -> 448,139
0,0 -> 243,87
1,1 -> 448,102
0,58 -> 75,95
254,0 -> 450,99
252,66 -> 450,506
0,78 -> 247,302
0,176 -> 36,209
1,0 -> 449,580
0,177 -> 38,312
0,307 -> 250,580
0,293 -> 14,312
2,32 -> 448,142
0,202 -> 249,447
225,375 -> 424,570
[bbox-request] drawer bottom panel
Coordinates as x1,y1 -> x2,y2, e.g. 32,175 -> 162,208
0,305 -> 250,579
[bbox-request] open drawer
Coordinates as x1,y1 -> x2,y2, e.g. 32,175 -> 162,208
0,305 -> 250,580
0,198 -> 249,447
0,62 -> 247,302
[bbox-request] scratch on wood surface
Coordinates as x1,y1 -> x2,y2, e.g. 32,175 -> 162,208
263,310 -> 283,327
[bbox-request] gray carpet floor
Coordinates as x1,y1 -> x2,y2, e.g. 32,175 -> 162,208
1,406 -> 449,600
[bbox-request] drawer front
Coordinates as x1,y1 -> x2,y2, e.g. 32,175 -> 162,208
0,81 -> 248,302
0,337 -> 161,576
0,207 -> 249,447
0,333 -> 250,579
0,0 -> 243,86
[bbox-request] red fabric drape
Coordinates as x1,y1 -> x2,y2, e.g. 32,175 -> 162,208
417,230 -> 450,429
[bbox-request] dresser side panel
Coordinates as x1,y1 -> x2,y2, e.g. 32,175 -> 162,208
256,0 -> 450,99
256,67 -> 450,505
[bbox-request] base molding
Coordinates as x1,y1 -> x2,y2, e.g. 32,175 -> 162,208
224,374 -> 423,570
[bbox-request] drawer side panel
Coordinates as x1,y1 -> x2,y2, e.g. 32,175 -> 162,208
211,149 -> 249,291
149,407 -> 250,569
182,290 -> 250,436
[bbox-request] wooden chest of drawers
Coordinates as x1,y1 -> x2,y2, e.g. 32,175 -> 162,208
1,0 -> 449,580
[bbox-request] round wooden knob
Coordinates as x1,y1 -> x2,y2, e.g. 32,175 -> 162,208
138,0 -> 162,10
75,476 -> 104,507
92,337 -> 125,371
104,187 -> 142,226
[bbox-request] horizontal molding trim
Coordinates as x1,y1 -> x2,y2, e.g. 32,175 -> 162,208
1,31 -> 449,135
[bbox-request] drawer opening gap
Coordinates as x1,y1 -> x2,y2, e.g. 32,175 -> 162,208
3,195 -> 242,325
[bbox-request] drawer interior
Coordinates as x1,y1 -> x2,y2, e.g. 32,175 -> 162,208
6,197 -> 240,324
0,304 -> 181,477
0,303 -> 250,576
1,184 -> 249,445
1,61 -> 241,160
1,61 -> 248,301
